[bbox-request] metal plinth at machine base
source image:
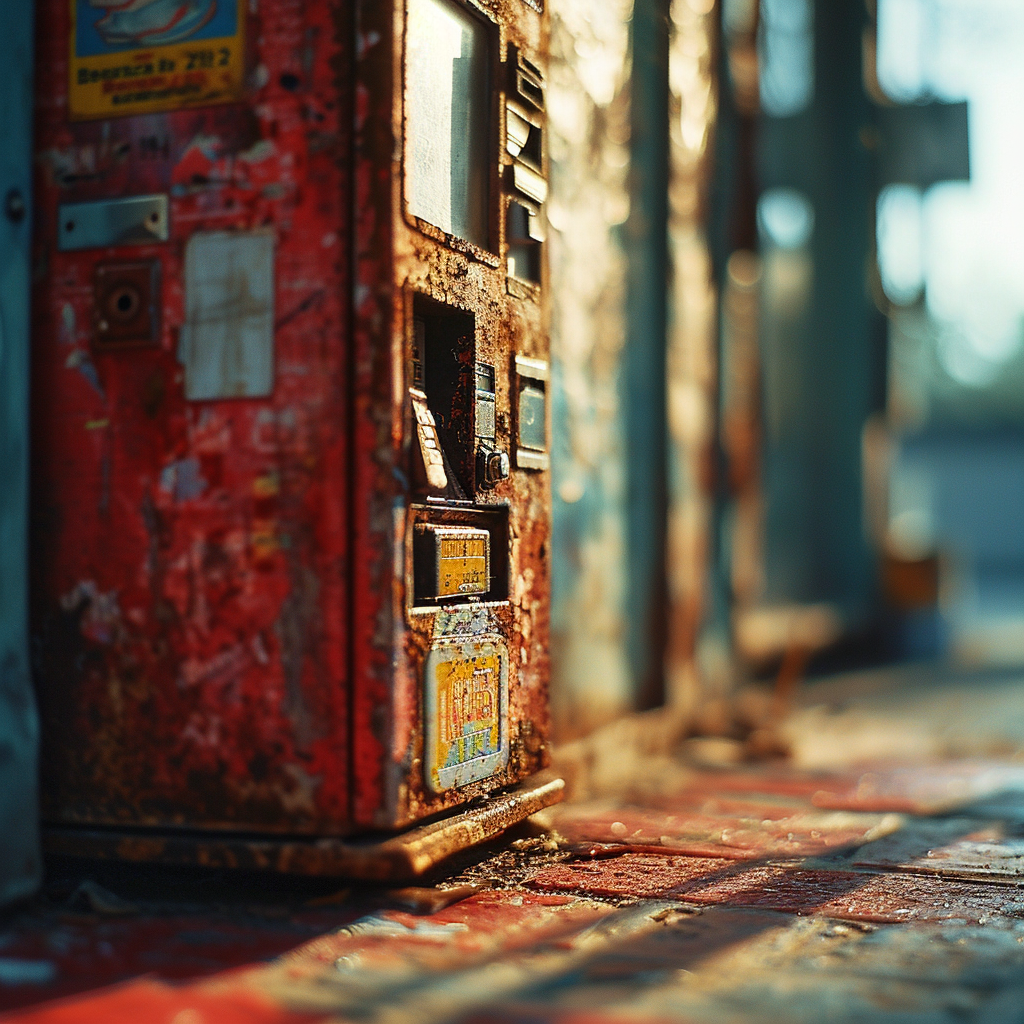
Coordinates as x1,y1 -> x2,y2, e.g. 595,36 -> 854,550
42,775 -> 564,882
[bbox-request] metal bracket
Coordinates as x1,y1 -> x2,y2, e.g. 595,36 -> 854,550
58,194 -> 169,252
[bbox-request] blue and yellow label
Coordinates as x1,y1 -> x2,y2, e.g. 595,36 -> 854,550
433,652 -> 502,772
424,637 -> 509,793
69,0 -> 245,120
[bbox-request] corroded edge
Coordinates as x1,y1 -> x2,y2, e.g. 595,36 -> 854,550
42,774 -> 564,881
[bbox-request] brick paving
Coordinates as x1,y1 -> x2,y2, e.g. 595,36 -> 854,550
6,749 -> 1024,1023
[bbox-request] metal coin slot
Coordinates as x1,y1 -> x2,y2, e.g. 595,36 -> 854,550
108,286 -> 141,323
504,46 -> 546,288
506,105 -> 542,171
506,199 -> 543,283
509,47 -> 544,113
475,363 -> 496,440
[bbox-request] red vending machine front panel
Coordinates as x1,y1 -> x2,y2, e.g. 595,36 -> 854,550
32,0 -> 353,834
32,0 -> 552,855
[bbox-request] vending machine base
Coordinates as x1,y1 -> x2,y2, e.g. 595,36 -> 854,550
41,774 -> 563,882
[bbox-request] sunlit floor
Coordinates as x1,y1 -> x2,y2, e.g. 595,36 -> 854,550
6,664 -> 1024,1023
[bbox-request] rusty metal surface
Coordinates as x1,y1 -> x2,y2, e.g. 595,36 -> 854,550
41,774 -> 564,880
351,0 -> 552,829
32,0 -> 354,832
35,0 -> 553,842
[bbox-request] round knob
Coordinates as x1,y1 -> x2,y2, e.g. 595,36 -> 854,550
5,189 -> 25,224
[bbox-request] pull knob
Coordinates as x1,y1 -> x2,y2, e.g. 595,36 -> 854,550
5,189 -> 25,224
478,447 -> 511,488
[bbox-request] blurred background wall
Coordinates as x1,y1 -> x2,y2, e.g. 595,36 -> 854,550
549,0 -> 1024,741
547,0 -> 720,740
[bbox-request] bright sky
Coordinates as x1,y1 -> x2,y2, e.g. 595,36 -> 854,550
877,0 -> 1024,385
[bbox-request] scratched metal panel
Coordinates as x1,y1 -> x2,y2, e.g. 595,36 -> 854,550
32,0 -> 352,832
0,0 -> 41,906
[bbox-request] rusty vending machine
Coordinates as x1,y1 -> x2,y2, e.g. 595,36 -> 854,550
32,0 -> 555,876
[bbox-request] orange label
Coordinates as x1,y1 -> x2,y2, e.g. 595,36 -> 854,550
437,532 -> 489,597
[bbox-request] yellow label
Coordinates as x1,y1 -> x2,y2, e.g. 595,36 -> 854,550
69,0 -> 245,121
436,532 -> 489,597
433,653 -> 501,772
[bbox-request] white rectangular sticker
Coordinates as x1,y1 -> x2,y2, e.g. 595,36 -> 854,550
180,231 -> 274,402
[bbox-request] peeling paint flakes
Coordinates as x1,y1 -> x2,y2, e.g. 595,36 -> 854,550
160,458 -> 207,501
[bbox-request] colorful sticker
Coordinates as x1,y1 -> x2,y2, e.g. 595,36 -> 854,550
69,0 -> 245,121
424,638 -> 509,792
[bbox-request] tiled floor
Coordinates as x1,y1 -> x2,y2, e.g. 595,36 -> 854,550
7,670 -> 1024,1022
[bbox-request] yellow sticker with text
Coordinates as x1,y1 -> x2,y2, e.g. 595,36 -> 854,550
437,531 -> 489,598
69,0 -> 245,121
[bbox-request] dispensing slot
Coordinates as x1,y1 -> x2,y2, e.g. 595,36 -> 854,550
412,296 -> 476,498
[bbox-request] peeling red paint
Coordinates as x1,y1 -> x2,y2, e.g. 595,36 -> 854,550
32,0 -> 353,833
33,0 -> 552,845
